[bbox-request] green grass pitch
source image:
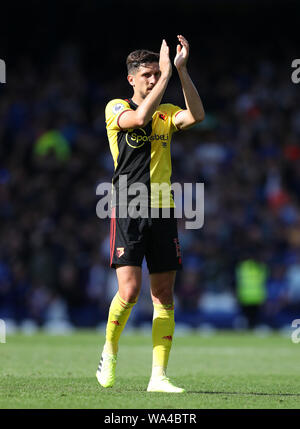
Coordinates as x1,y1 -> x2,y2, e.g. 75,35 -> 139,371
0,330 -> 299,409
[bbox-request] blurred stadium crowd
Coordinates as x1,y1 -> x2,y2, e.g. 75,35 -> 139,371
1,34 -> 300,332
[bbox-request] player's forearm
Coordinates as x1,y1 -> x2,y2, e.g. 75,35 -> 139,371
177,67 -> 205,122
136,74 -> 170,126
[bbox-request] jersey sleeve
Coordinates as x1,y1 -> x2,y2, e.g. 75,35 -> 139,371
105,99 -> 132,131
160,104 -> 184,132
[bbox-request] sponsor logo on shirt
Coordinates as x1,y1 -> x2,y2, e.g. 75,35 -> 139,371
126,129 -> 169,148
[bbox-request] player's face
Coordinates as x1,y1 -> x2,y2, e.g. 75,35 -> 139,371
129,63 -> 161,99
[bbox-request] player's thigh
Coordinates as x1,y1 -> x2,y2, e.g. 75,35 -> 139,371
150,270 -> 177,305
115,265 -> 142,303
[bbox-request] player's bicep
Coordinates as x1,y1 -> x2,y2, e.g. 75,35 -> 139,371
117,109 -> 144,131
173,110 -> 197,131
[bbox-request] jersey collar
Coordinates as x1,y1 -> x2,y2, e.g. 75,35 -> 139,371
128,98 -> 138,109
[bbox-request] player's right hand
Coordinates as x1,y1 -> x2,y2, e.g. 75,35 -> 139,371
159,39 -> 172,78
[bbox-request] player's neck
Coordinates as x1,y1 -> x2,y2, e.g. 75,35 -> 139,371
131,96 -> 140,106
131,93 -> 144,107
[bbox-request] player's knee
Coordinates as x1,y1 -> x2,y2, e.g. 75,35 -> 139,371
125,291 -> 139,304
119,284 -> 140,304
117,267 -> 141,303
151,287 -> 174,306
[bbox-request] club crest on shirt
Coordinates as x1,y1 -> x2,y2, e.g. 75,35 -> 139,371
158,112 -> 168,121
112,103 -> 125,115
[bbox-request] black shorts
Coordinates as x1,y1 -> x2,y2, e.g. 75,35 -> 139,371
109,207 -> 183,274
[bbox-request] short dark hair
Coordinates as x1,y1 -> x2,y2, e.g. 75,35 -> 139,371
126,49 -> 159,74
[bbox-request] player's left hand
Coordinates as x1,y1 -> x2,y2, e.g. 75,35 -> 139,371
174,35 -> 189,70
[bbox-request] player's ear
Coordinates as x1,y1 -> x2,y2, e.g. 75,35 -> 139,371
127,74 -> 135,87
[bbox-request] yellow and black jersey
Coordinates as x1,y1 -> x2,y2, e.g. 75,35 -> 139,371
105,97 -> 183,208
